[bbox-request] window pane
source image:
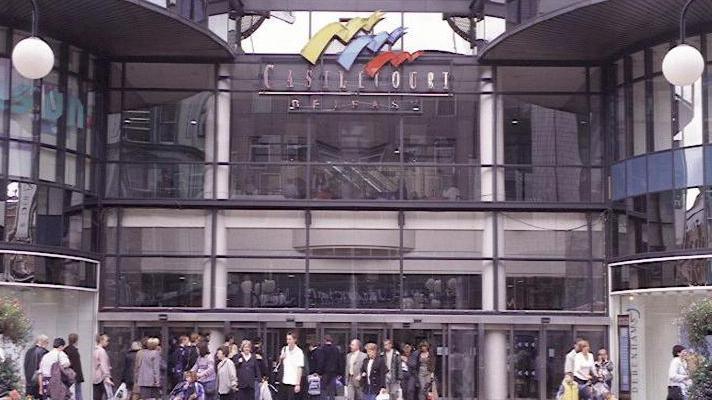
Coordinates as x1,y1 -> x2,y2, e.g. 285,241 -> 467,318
674,146 -> 703,188
403,13 -> 472,55
653,76 -> 672,151
65,153 -> 77,186
9,141 -> 32,178
226,257 -> 305,308
502,212 -> 589,258
41,71 -> 63,146
308,271 -> 400,309
10,69 -> 33,140
241,11 -> 309,54
505,261 -> 592,311
117,257 -> 205,307
39,147 -> 57,182
647,151 -> 673,193
65,76 -> 83,151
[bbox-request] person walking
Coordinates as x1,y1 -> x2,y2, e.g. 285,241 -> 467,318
316,336 -> 341,400
135,338 -> 162,400
416,342 -> 435,400
191,342 -> 217,400
24,335 -> 49,399
93,334 -> 113,400
216,346 -> 237,400
38,338 -> 72,399
122,341 -> 142,400
667,345 -> 691,400
399,344 -> 417,400
65,334 -> 84,400
278,332 -> 305,400
381,339 -> 401,400
573,340 -> 596,400
360,343 -> 386,400
344,340 -> 366,400
564,338 -> 584,380
594,349 -> 614,390
172,336 -> 194,390
235,340 -> 262,400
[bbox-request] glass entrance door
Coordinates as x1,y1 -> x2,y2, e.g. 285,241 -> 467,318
393,327 -> 445,398
448,326 -> 477,400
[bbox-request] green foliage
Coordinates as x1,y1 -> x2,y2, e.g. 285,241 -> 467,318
0,296 -> 31,345
0,356 -> 21,396
682,298 -> 712,352
688,359 -> 712,400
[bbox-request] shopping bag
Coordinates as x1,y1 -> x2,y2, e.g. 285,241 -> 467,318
376,390 -> 390,400
112,383 -> 128,400
307,374 -> 321,396
260,381 -> 274,400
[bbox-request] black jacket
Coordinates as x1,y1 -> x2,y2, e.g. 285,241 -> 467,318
64,344 -> 84,383
380,349 -> 401,382
23,345 -> 48,383
234,354 -> 262,389
122,350 -> 139,387
360,357 -> 387,394
317,344 -> 342,377
308,346 -> 321,375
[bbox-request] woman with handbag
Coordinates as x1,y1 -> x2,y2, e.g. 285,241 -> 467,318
572,341 -> 597,400
136,338 -> 162,400
216,347 -> 237,400
192,342 -> 218,400
360,343 -> 386,400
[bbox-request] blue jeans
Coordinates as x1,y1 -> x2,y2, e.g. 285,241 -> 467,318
74,383 -> 83,400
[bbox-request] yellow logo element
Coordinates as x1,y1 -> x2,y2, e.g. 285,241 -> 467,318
300,11 -> 385,65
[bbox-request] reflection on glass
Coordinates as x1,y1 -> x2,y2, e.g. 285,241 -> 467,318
506,261 -> 592,311
0,254 -> 96,288
309,273 -> 400,309
402,274 -> 481,309
228,272 -> 304,308
39,147 -> 57,182
311,165 -> 401,200
117,258 -> 205,307
65,76 -> 84,151
41,71 -> 63,146
117,163 -> 205,199
231,164 -> 306,199
10,69 -> 33,139
612,258 -> 712,291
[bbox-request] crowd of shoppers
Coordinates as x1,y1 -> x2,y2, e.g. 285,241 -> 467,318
22,334 -> 88,400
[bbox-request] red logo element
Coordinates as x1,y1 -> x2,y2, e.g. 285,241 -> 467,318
364,51 -> 424,78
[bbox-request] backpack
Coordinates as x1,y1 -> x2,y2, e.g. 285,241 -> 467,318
47,355 -> 76,400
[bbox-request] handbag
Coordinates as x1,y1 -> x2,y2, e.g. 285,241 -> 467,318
307,374 -> 321,396
271,347 -> 285,387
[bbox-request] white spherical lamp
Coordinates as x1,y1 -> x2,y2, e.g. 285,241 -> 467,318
662,44 -> 705,86
11,36 -> 54,80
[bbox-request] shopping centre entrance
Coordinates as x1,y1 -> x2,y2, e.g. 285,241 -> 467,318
101,319 -> 606,400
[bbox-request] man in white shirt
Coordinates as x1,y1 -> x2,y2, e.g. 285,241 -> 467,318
345,339 -> 367,400
280,332 -> 305,400
38,337 -> 71,398
564,338 -> 584,380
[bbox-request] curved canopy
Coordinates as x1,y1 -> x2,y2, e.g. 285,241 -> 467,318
479,0 -> 712,64
0,0 -> 235,61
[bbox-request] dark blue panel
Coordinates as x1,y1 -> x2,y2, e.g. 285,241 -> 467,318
647,151 -> 673,193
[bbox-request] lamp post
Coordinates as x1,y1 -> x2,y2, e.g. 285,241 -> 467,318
662,0 -> 705,86
11,0 -> 54,80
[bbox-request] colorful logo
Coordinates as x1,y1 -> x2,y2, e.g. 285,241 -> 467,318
300,11 -> 424,77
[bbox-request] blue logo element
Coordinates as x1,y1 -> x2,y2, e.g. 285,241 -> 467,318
336,27 -> 407,71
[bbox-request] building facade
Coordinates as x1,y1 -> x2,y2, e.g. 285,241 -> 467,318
0,1 -> 709,399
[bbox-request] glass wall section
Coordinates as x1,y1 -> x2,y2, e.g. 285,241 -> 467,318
101,209 -> 207,308
611,257 -> 712,291
500,212 -> 605,311
497,67 -> 603,203
106,63 -> 216,200
230,60 -> 483,202
224,210 -> 306,308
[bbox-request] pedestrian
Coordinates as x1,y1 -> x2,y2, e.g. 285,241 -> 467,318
24,335 -> 49,399
594,349 -> 614,390
38,337 -> 72,399
416,342 -> 435,400
667,345 -> 691,400
564,338 -> 584,380
93,334 -> 113,400
381,339 -> 401,400
216,346 -> 237,400
573,340 -> 597,400
345,339 -> 366,400
253,337 -> 269,388
315,336 -> 340,400
235,340 -> 262,400
122,341 -> 142,400
65,334 -> 84,400
278,332 -> 305,400
399,344 -> 417,400
360,343 -> 386,400
172,336 -> 194,390
170,371 -> 205,400
136,338 -> 162,400
191,341 -> 217,400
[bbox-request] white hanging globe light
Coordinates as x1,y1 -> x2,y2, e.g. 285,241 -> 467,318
662,43 -> 705,86
11,36 -> 54,80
